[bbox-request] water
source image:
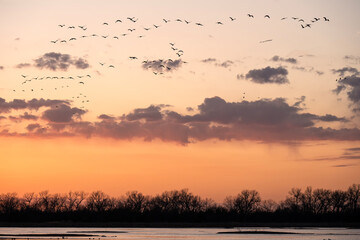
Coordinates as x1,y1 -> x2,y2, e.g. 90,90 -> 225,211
0,227 -> 360,240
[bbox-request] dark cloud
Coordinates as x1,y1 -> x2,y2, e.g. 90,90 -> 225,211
245,66 -> 289,84
142,59 -> 182,72
202,58 -> 234,68
98,114 -> 115,120
0,97 -> 358,144
34,52 -> 90,71
0,116 -> 6,120
0,98 -> 68,113
333,75 -> 360,110
186,107 -> 194,112
15,63 -> 31,69
125,105 -> 163,122
271,55 -> 297,64
42,104 -> 86,123
26,123 -> 41,132
332,67 -> 359,77
9,112 -> 38,122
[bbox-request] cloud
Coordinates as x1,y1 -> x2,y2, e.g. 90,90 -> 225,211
202,58 -> 217,63
0,98 -> 68,113
333,75 -> 360,110
332,164 -> 357,168
344,55 -> 360,64
201,58 -> 234,68
98,114 -> 115,120
332,67 -> 359,77
34,52 -> 90,71
0,97 -> 358,144
271,55 -> 297,64
42,104 -> 86,123
15,63 -> 31,69
142,59 -> 182,72
26,123 -> 41,132
245,66 -> 289,84
292,66 -> 323,75
125,105 -> 165,122
8,112 -> 38,122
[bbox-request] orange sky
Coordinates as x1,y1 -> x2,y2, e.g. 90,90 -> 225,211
0,0 -> 360,201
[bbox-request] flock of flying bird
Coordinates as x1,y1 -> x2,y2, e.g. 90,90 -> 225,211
15,14 -> 330,109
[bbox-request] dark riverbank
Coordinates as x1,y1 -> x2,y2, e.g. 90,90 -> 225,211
1,222 -> 360,228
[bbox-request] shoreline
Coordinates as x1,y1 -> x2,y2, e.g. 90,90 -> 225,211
1,222 -> 360,228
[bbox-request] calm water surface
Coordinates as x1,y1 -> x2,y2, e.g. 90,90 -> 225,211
1,227 -> 360,240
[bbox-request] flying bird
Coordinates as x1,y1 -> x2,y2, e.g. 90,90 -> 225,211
264,15 -> 270,18
184,20 -> 191,24
109,65 -> 115,68
195,22 -> 203,26
101,35 -> 108,38
115,19 -> 122,23
79,82 -> 84,84
58,24 -> 65,27
323,17 -> 330,21
229,17 -> 236,21
103,22 -> 109,25
281,17 -> 287,20
216,21 -> 223,25
69,38 -> 76,41
247,14 -> 254,18
129,56 -> 137,59
163,19 -> 170,23
153,24 -> 160,28
175,19 -> 182,22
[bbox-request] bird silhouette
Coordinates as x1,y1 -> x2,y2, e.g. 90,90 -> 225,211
163,19 -> 170,23
264,15 -> 270,18
115,19 -> 122,23
323,17 -> 330,21
103,22 -> 109,25
195,22 -> 203,26
184,20 -> 191,24
229,17 -> 236,21
248,14 -> 254,18
216,21 -> 223,25
153,24 -> 160,28
58,24 -> 65,27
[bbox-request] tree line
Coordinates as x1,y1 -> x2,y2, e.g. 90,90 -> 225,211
0,184 -> 359,223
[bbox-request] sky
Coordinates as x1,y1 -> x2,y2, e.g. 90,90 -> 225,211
0,0 -> 360,202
